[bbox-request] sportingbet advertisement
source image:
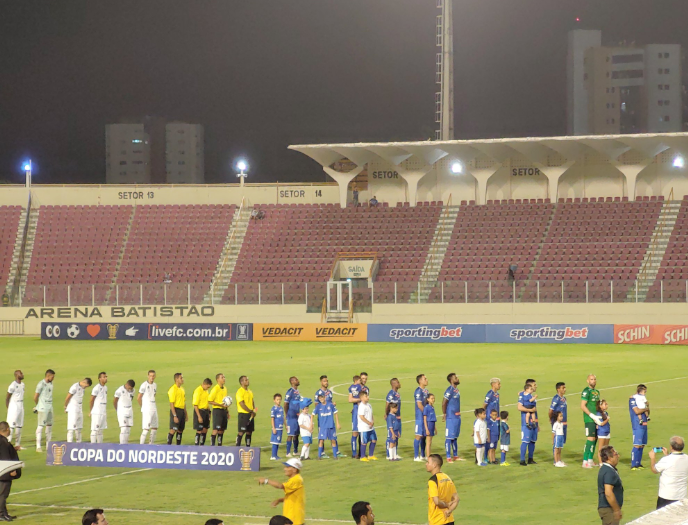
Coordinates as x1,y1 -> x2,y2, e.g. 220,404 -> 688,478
367,324 -> 485,343
487,324 -> 613,344
41,322 -> 253,341
46,442 -> 260,471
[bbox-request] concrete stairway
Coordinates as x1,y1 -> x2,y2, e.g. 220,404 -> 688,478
106,206 -> 136,305
18,207 -> 39,291
4,208 -> 27,298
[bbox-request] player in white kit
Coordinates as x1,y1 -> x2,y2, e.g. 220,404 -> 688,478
114,380 -> 136,444
64,378 -> 93,443
5,370 -> 25,449
137,370 -> 158,445
33,369 -> 55,452
89,372 -> 108,443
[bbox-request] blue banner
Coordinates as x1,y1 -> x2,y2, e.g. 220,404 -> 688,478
46,442 -> 260,471
485,324 -> 613,344
41,322 -> 252,341
367,324 -> 486,343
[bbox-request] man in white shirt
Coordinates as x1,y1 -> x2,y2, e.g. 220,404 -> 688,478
138,370 -> 158,444
357,391 -> 377,461
114,380 -> 136,444
649,436 -> 688,509
64,378 -> 93,443
89,372 -> 108,443
5,370 -> 25,449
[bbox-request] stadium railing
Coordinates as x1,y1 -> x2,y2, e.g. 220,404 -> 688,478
14,279 -> 688,307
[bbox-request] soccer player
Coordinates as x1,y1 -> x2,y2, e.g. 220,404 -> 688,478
208,373 -> 228,446
442,373 -> 462,463
298,399 -> 313,460
313,392 -> 340,460
114,379 -> 135,444
630,384 -> 650,470
284,377 -> 302,457
236,375 -> 256,447
271,393 -> 285,460
6,370 -> 24,449
138,370 -> 158,445
258,458 -> 305,525
426,454 -> 459,525
359,372 -> 369,395
483,378 -> 501,422
65,377 -> 91,443
386,402 -> 400,461
549,382 -> 568,449
167,372 -> 187,445
524,378 -> 540,464
348,375 -> 363,458
314,375 -> 333,406
517,382 -> 537,466
192,378 -> 212,446
89,372 -> 108,444
581,374 -> 602,468
358,391 -> 377,461
33,369 -> 55,452
414,373 -> 429,462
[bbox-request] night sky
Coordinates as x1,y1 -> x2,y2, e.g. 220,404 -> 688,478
1,0 -> 686,184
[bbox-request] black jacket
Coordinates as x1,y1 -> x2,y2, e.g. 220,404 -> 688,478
0,435 -> 21,481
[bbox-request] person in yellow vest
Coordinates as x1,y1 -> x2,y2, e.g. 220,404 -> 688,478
236,375 -> 256,447
192,378 -> 212,446
167,373 -> 187,445
426,454 -> 459,525
208,373 -> 229,446
258,458 -> 305,525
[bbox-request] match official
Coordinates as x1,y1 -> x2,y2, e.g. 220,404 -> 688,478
193,378 -> 212,446
236,375 -> 256,447
208,373 -> 228,446
167,373 -> 187,445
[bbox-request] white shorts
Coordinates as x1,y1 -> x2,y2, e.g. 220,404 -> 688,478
118,411 -> 134,428
37,409 -> 54,426
7,404 -> 24,428
67,411 -> 83,430
142,410 -> 159,430
91,413 -> 107,431
500,444 -> 510,452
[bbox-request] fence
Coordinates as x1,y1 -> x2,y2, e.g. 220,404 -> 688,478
0,320 -> 24,335
11,280 -> 688,307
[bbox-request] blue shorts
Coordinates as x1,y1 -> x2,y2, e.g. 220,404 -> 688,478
386,438 -> 398,447
598,428 -> 610,438
286,417 -> 300,436
415,419 -> 426,437
554,435 -> 565,449
301,435 -> 313,444
270,430 -> 283,445
351,409 -> 359,432
445,417 -> 461,439
474,442 -> 485,448
488,440 -> 498,449
633,426 -> 648,446
318,427 -> 337,441
531,424 -> 539,442
396,417 -> 402,436
362,430 -> 377,444
427,421 -> 436,435
521,425 -> 534,443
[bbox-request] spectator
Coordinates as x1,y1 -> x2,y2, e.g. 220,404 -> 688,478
0,421 -> 19,522
1,293 -> 8,307
649,436 -> 688,509
205,520 -> 224,525
597,446 -> 623,525
269,516 -> 293,525
352,185 -> 359,207
82,508 -> 108,525
163,273 -> 172,284
251,209 -> 259,221
351,501 -> 374,525
258,458 -> 304,525
369,196 -> 378,207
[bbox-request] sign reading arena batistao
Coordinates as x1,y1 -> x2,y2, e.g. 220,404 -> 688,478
46,442 -> 260,471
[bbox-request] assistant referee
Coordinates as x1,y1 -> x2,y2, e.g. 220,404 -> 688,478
193,378 -> 212,446
236,375 -> 257,447
208,373 -> 229,446
167,373 -> 187,446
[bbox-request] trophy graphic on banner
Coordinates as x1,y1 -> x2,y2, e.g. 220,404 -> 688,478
107,324 -> 119,340
51,443 -> 67,465
239,448 -> 254,471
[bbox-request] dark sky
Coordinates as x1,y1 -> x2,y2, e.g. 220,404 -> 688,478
1,0 -> 686,184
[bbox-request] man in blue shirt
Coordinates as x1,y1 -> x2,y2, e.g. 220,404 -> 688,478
517,381 -> 538,466
313,393 -> 341,460
348,375 -> 363,459
549,382 -> 568,447
284,376 -> 302,458
629,384 -> 650,470
483,378 -> 501,420
360,372 -> 370,396
314,375 -> 333,406
413,373 -> 429,462
442,373 -> 462,463
385,378 -> 401,459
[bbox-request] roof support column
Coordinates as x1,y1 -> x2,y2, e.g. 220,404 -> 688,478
533,161 -> 575,202
323,166 -> 365,208
398,166 -> 432,207
613,162 -> 652,201
466,167 -> 500,205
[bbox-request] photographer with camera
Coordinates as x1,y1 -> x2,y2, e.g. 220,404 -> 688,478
649,436 -> 688,509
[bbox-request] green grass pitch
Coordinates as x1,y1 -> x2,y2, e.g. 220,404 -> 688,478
1,338 -> 685,524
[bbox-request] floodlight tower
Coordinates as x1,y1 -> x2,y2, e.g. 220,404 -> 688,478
435,0 -> 454,140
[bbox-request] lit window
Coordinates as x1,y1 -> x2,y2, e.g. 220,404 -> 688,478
132,139 -> 143,143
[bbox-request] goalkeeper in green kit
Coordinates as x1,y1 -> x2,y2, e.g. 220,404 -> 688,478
580,374 -> 602,468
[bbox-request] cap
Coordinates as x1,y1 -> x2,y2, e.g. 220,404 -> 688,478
283,458 -> 302,470
300,398 -> 313,410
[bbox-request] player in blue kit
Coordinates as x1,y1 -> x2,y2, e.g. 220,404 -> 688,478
284,376 -> 303,458
348,375 -> 363,458
313,392 -> 341,460
629,384 -> 650,470
483,378 -> 501,422
413,373 -> 429,462
270,394 -> 285,460
385,378 -> 402,459
442,373 -> 463,463
314,375 -> 333,406
549,382 -> 568,451
359,372 -> 369,396
487,409 -> 500,464
518,382 -> 538,466
386,402 -> 401,460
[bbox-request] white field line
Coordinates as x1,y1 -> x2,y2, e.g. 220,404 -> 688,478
11,468 -> 151,495
10,503 -> 418,524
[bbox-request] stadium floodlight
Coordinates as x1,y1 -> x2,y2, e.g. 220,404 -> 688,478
23,159 -> 32,188
673,156 -> 685,169
450,161 -> 463,174
236,159 -> 249,187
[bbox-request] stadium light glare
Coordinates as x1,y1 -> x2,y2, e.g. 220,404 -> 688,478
236,160 -> 248,172
450,161 -> 463,174
673,156 -> 685,169
23,162 -> 32,171
23,159 -> 32,188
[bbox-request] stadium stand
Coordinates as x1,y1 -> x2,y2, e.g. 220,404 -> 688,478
0,206 -> 23,295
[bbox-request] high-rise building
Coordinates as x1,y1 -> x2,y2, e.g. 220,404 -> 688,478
165,123 -> 205,184
105,123 -> 152,184
567,30 -> 682,135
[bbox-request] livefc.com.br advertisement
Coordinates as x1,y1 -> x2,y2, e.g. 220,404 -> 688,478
41,322 -> 252,341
